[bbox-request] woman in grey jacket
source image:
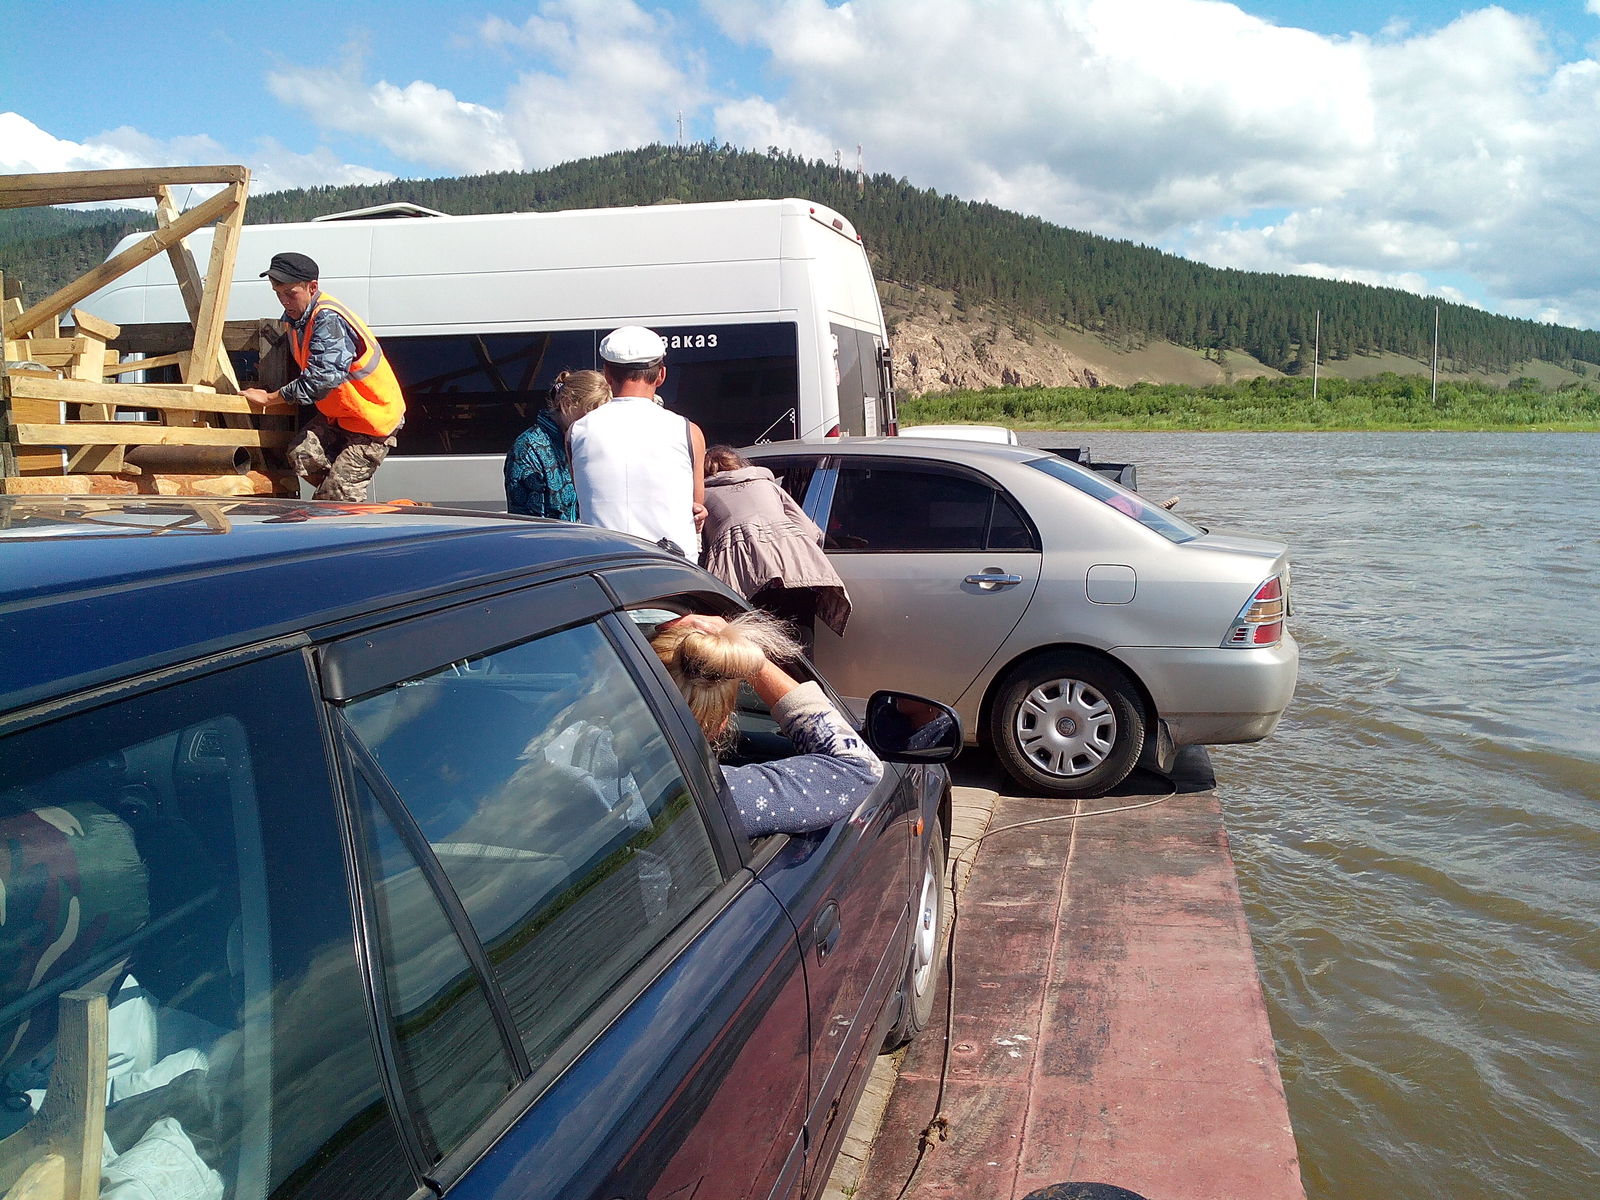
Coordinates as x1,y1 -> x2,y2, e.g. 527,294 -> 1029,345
699,446 -> 851,650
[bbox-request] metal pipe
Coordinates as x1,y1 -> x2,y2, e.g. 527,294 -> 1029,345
123,444 -> 250,475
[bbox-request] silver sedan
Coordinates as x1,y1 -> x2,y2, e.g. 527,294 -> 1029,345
742,438 -> 1298,798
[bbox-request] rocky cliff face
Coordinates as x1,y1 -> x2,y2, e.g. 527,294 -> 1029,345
888,310 -> 1107,394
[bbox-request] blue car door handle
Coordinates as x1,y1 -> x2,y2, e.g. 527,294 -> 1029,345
814,903 -> 842,961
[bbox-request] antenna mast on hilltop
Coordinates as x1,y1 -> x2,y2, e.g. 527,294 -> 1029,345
676,111 -> 684,146
856,145 -> 864,194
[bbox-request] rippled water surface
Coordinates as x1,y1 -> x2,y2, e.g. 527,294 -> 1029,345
1019,432 -> 1600,1200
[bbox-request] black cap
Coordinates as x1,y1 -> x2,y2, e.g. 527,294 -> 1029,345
260,252 -> 319,283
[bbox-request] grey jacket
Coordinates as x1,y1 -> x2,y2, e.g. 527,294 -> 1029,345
700,467 -> 851,635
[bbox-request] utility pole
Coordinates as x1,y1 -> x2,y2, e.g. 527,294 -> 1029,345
1312,309 -> 1321,402
1431,304 -> 1440,407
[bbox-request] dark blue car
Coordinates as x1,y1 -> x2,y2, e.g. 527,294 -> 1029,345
0,498 -> 956,1200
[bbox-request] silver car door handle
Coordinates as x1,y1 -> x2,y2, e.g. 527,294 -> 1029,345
965,572 -> 1023,587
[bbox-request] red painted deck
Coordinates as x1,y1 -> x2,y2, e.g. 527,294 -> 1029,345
858,751 -> 1305,1200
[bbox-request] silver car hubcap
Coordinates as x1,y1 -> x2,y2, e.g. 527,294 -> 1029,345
1015,677 -> 1116,778
911,853 -> 941,996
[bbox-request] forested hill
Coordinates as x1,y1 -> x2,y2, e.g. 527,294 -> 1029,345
5,144 -> 1597,375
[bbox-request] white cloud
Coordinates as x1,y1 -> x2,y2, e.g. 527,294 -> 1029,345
486,0 -> 710,167
702,0 -> 1600,327
0,112 -> 225,177
708,0 -> 1371,231
0,112 -> 391,213
0,112 -> 239,209
712,97 -> 836,161
266,60 -> 523,174
249,140 -> 394,195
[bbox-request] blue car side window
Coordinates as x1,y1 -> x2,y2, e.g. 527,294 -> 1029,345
340,622 -> 723,1083
345,772 -> 519,1163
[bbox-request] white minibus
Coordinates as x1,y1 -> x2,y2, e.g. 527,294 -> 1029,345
85,197 -> 896,507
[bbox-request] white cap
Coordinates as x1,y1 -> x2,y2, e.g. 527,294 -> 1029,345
599,325 -> 667,367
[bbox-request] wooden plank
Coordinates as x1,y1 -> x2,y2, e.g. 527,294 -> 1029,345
68,307 -> 120,341
109,319 -> 282,355
11,450 -> 69,474
5,397 -> 68,423
0,165 -> 249,208
103,353 -> 188,376
15,422 -> 294,449
10,186 -> 241,337
149,190 -> 217,429
0,990 -> 106,1198
66,329 -> 123,473
3,337 -> 93,356
155,186 -> 208,337
8,375 -> 289,414
188,179 -> 247,393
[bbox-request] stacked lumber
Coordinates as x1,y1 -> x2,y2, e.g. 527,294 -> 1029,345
1,166 -> 298,497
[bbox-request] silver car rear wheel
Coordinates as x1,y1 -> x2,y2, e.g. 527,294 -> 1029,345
1015,678 -> 1117,776
990,652 -> 1145,798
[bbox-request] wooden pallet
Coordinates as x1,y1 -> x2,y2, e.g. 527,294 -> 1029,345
1,165 -> 298,496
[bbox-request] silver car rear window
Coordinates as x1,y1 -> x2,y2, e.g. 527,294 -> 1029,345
1025,456 -> 1203,543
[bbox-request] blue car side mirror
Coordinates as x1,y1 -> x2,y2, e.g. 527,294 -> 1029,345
863,691 -> 962,763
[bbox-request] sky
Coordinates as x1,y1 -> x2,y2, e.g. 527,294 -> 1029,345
6,0 -> 1600,329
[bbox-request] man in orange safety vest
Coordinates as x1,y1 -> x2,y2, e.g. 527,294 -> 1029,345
242,251 -> 406,501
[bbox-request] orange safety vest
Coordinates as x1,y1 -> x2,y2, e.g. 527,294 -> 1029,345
288,291 -> 406,437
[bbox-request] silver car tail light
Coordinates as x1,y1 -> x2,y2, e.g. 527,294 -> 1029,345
1223,575 -> 1285,647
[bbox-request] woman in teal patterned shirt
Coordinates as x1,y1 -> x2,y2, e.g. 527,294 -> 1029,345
504,370 -> 609,518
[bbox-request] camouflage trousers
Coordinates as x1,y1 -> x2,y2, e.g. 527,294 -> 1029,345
288,413 -> 398,502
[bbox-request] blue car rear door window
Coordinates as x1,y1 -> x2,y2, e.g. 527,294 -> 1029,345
0,651 -> 413,1200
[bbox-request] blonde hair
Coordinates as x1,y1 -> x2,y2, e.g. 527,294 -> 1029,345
651,611 -> 802,748
549,369 -> 610,422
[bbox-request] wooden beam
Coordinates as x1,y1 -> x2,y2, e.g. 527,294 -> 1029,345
14,423 -> 294,449
68,307 -> 121,341
5,396 -> 68,423
9,375 -> 291,414
103,353 -> 188,376
0,991 -> 107,1198
109,319 -> 282,355
9,186 -> 241,337
155,185 -> 210,347
64,329 -> 124,473
0,165 -> 249,209
188,178 -> 247,393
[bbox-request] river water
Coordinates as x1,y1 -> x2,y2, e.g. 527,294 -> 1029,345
1017,432 -> 1600,1200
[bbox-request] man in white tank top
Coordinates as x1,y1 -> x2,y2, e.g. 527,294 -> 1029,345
569,326 -> 707,556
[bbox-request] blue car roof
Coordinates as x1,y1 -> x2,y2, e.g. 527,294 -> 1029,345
0,497 -> 671,717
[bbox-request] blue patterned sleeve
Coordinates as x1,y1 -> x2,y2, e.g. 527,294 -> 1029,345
504,428 -> 548,515
721,683 -> 885,838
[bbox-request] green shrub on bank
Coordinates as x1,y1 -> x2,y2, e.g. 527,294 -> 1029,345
899,374 -> 1600,431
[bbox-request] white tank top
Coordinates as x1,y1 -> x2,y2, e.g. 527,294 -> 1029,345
569,397 -> 698,555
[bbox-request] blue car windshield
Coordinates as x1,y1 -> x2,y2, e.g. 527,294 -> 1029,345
1024,456 -> 1203,543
